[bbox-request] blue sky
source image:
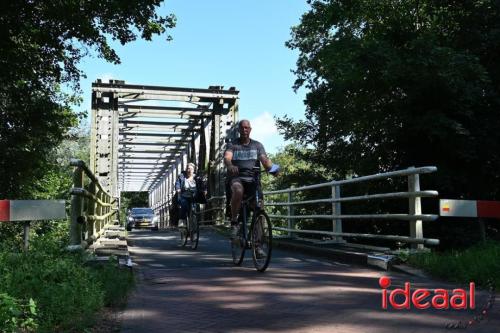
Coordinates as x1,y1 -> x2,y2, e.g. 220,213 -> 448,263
77,1 -> 310,153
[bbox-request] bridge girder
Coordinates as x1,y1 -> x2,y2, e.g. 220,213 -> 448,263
91,80 -> 239,225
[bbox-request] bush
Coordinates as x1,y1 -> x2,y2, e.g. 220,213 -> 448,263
0,293 -> 37,333
90,258 -> 135,308
0,248 -> 104,332
408,241 -> 500,290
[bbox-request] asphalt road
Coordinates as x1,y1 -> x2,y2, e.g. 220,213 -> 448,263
120,227 -> 499,333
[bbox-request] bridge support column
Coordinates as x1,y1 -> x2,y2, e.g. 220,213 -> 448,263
90,89 -> 119,198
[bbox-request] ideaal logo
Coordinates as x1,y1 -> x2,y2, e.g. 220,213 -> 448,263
379,276 -> 496,329
379,276 -> 475,310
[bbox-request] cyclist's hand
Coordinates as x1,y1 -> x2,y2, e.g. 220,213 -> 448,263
227,165 -> 239,176
269,164 -> 280,176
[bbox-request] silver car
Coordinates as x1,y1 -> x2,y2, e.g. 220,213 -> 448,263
127,207 -> 159,231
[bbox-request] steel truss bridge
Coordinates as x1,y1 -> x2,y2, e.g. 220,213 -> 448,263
90,79 -> 239,226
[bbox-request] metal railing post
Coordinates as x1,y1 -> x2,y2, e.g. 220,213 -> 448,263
287,187 -> 295,238
408,170 -> 424,250
332,184 -> 343,243
70,166 -> 84,247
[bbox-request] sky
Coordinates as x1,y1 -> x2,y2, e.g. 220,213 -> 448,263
77,0 -> 310,154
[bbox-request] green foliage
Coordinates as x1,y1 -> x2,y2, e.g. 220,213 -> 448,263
90,257 -> 135,308
0,293 -> 38,333
0,1 -> 176,199
263,145 -> 332,191
0,127 -> 90,247
280,0 -> 500,200
408,241 -> 500,290
0,237 -> 104,332
264,145 -> 335,237
0,225 -> 135,332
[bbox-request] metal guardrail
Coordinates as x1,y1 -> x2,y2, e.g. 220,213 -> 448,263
69,159 -> 117,250
196,196 -> 225,225
264,166 -> 439,248
203,166 -> 439,248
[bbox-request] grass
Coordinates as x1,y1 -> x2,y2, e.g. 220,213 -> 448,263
407,241 -> 500,291
89,257 -> 135,309
0,226 -> 135,333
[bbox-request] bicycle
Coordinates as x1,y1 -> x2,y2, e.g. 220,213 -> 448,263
179,193 -> 200,250
230,168 -> 273,272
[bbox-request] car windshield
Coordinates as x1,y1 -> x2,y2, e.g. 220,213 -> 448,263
131,208 -> 154,215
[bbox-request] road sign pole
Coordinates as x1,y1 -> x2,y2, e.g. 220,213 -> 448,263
23,221 -> 30,251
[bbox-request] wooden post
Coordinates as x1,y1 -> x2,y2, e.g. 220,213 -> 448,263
478,218 -> 487,242
70,167 -> 84,247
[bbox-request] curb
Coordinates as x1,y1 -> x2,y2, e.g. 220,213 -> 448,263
274,238 -> 368,265
390,264 -> 431,278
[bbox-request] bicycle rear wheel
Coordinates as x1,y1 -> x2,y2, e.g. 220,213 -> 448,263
251,211 -> 272,272
189,211 -> 200,250
231,223 -> 245,265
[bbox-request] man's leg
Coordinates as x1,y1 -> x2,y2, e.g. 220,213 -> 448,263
230,181 -> 244,223
230,180 -> 244,239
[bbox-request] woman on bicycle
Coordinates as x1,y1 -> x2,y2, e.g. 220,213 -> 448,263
175,163 -> 207,227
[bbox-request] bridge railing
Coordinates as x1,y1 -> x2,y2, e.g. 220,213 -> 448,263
203,166 -> 439,249
69,159 -> 117,250
196,196 -> 225,225
264,166 -> 439,248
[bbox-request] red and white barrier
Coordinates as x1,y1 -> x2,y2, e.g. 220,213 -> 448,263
440,199 -> 500,219
0,200 -> 66,222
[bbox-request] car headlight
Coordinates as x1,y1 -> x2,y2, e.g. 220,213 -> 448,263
128,217 -> 134,222
152,216 -> 159,223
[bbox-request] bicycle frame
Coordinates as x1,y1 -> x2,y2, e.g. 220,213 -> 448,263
239,190 -> 261,248
179,193 -> 200,249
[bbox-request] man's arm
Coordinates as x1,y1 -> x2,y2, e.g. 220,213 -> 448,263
259,153 -> 273,171
257,142 -> 273,171
224,149 -> 239,176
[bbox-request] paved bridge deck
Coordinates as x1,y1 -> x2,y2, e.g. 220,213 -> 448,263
120,228 -> 499,333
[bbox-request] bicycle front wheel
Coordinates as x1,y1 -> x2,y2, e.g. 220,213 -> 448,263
231,224 -> 245,266
189,211 -> 200,250
251,211 -> 272,272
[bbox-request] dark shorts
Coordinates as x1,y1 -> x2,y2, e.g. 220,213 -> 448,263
229,177 -> 257,198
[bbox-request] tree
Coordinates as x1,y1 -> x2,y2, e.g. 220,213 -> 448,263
0,125 -> 93,246
279,0 -> 500,200
0,1 -> 175,199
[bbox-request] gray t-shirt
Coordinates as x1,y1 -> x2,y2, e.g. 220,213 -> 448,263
225,139 -> 267,178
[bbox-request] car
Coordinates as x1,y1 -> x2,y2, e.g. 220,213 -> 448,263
126,207 -> 159,231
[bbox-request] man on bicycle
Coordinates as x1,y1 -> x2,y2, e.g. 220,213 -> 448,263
223,119 -> 280,245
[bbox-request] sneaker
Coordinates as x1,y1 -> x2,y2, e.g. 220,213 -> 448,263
178,219 -> 186,228
230,224 -> 239,239
255,246 -> 267,259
